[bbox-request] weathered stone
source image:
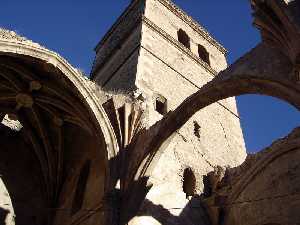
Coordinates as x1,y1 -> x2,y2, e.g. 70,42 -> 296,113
0,0 -> 299,225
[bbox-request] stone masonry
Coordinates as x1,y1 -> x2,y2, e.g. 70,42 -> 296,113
0,0 -> 299,225
91,1 -> 246,224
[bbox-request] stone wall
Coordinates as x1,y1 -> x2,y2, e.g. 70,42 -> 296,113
90,0 -> 247,224
203,127 -> 300,225
127,1 -> 246,224
91,0 -> 145,82
93,25 -> 142,92
143,0 -> 227,73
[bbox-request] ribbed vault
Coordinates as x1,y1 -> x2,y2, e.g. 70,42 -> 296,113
0,33 -> 118,224
0,54 -> 97,200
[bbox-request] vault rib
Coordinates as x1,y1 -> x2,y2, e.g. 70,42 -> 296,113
0,61 -> 40,82
27,106 -> 56,198
36,95 -> 79,118
0,68 -> 25,91
18,112 -> 52,201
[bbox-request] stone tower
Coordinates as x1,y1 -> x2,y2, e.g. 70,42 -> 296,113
91,0 -> 246,224
1,0 -> 300,224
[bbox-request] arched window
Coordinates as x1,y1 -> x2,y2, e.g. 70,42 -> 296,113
182,168 -> 196,199
177,29 -> 190,50
71,160 -> 91,215
198,44 -> 210,65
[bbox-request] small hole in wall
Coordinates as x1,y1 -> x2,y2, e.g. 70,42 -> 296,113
193,121 -> 201,138
183,168 -> 196,199
155,95 -> 167,115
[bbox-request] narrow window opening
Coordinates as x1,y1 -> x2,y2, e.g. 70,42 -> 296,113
183,168 -> 196,199
198,44 -> 210,65
71,160 -> 91,215
155,95 -> 167,115
177,29 -> 190,50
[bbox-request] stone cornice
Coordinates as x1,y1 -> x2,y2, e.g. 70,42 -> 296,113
91,15 -> 218,80
142,16 -> 218,76
0,28 -> 43,48
156,0 -> 227,54
94,0 -> 227,55
94,0 -> 145,52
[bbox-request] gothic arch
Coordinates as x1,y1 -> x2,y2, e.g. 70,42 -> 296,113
0,33 -> 119,223
130,42 -> 300,183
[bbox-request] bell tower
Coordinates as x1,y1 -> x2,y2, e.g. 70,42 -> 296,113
91,0 -> 246,224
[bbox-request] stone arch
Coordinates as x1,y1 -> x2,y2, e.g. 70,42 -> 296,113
132,42 -> 300,191
0,33 -> 118,224
123,41 -> 300,225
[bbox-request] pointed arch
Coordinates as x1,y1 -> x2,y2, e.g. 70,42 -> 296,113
0,34 -> 119,223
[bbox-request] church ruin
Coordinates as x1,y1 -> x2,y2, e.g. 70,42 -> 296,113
0,0 -> 299,225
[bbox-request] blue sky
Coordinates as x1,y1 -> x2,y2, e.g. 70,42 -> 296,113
0,0 -> 299,152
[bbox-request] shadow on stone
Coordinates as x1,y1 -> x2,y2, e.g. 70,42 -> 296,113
0,208 -> 9,225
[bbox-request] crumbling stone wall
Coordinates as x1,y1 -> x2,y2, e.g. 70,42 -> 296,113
203,127 -> 300,225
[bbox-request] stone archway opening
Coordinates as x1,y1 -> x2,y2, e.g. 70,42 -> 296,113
0,53 -> 109,225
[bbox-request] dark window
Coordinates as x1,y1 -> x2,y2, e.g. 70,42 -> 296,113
193,121 -> 201,138
155,95 -> 167,115
183,168 -> 196,199
177,29 -> 190,49
198,44 -> 210,65
71,160 -> 91,215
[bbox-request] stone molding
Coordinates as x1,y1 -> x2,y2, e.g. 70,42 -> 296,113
0,28 -> 38,46
155,0 -> 227,54
92,0 -> 223,80
142,16 -> 218,76
94,0 -> 227,55
92,15 -> 218,80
